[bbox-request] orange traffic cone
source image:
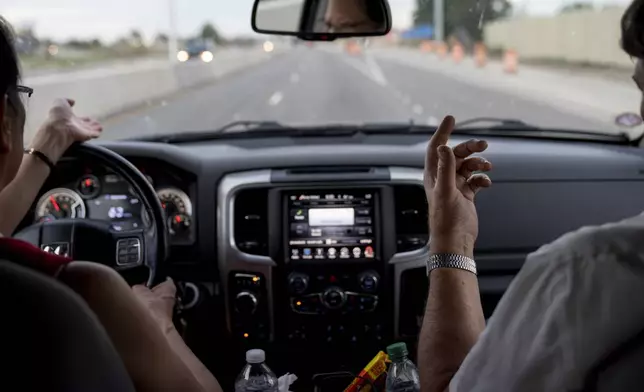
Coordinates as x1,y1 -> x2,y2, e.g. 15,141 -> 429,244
451,43 -> 464,63
436,42 -> 448,59
503,49 -> 518,74
420,40 -> 433,53
474,43 -> 487,68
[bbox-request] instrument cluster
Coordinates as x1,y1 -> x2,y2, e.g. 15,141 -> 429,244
34,172 -> 195,245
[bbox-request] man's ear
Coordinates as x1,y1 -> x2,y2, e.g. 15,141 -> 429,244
0,95 -> 11,154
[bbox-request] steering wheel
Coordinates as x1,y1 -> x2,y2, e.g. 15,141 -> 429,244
14,143 -> 168,287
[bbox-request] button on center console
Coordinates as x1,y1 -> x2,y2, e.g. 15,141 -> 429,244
322,287 -> 346,309
359,271 -> 379,293
288,272 -> 309,294
235,291 -> 259,315
229,272 -> 269,343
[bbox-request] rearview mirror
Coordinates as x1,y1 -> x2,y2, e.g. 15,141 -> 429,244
252,0 -> 391,41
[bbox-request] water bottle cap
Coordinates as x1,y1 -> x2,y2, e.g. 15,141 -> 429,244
386,342 -> 408,359
246,349 -> 266,364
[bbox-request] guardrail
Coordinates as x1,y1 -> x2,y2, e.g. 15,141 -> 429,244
24,47 -> 275,140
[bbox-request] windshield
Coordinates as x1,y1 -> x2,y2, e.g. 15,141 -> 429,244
7,0 -> 641,142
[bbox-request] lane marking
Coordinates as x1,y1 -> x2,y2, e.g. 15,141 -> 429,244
427,116 -> 439,125
290,73 -> 300,83
268,91 -> 283,106
364,53 -> 388,86
340,54 -> 388,87
412,104 -> 424,115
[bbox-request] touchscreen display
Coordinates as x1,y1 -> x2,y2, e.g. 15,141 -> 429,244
287,190 -> 376,261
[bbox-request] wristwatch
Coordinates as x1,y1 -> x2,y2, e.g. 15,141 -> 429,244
427,253 -> 477,276
24,148 -> 56,172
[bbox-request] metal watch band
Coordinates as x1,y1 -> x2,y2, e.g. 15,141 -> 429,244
427,253 -> 477,276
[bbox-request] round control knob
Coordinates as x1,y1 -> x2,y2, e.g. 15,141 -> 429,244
322,287 -> 347,310
359,271 -> 380,293
288,273 -> 309,294
235,291 -> 258,315
180,282 -> 200,310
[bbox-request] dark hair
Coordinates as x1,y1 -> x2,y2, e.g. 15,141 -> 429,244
622,0 -> 644,58
0,17 -> 20,97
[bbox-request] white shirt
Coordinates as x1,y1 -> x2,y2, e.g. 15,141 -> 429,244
450,213 -> 644,391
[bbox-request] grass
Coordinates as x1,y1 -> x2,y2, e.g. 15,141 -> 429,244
20,48 -> 165,73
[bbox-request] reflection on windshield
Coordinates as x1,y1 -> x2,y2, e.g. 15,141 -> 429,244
7,0 -> 642,142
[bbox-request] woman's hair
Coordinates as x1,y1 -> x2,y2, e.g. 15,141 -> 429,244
0,16 -> 20,97
622,0 -> 644,58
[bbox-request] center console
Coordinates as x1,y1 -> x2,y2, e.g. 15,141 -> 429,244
280,189 -> 388,345
218,168 -> 427,359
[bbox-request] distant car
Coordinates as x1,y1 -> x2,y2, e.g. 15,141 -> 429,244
177,39 -> 215,63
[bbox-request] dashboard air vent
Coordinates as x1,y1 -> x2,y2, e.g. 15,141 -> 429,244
234,188 -> 269,256
394,185 -> 429,252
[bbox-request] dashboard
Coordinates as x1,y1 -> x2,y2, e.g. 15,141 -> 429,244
23,132 -> 644,389
25,157 -> 196,246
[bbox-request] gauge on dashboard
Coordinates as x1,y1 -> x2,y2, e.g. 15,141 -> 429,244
78,175 -> 101,199
35,188 -> 86,223
157,188 -> 193,216
169,213 -> 192,236
157,188 -> 193,240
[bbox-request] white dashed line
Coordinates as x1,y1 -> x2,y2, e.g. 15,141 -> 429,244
364,54 -> 388,86
340,54 -> 388,87
268,91 -> 283,106
290,73 -> 300,83
412,105 -> 424,115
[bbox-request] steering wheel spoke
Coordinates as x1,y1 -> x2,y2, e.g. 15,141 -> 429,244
15,219 -> 145,268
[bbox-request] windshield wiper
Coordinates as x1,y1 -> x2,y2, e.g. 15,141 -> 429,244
134,121 -> 295,143
454,117 -> 630,143
455,117 -> 540,129
215,121 -> 293,133
133,122 -> 427,143
131,120 -> 630,145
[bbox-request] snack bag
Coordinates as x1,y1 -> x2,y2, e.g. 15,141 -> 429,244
344,351 -> 389,392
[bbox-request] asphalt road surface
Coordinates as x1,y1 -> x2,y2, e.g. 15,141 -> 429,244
104,46 -> 610,140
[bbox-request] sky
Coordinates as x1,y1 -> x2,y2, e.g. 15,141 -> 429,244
0,0 -> 633,42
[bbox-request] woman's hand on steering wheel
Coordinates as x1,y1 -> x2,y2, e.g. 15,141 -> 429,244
31,98 -> 103,163
133,278 -> 177,334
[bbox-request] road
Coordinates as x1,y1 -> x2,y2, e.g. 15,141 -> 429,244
103,46 -> 613,140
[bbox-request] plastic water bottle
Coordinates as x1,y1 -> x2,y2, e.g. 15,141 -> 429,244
235,349 -> 279,392
385,342 -> 421,392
